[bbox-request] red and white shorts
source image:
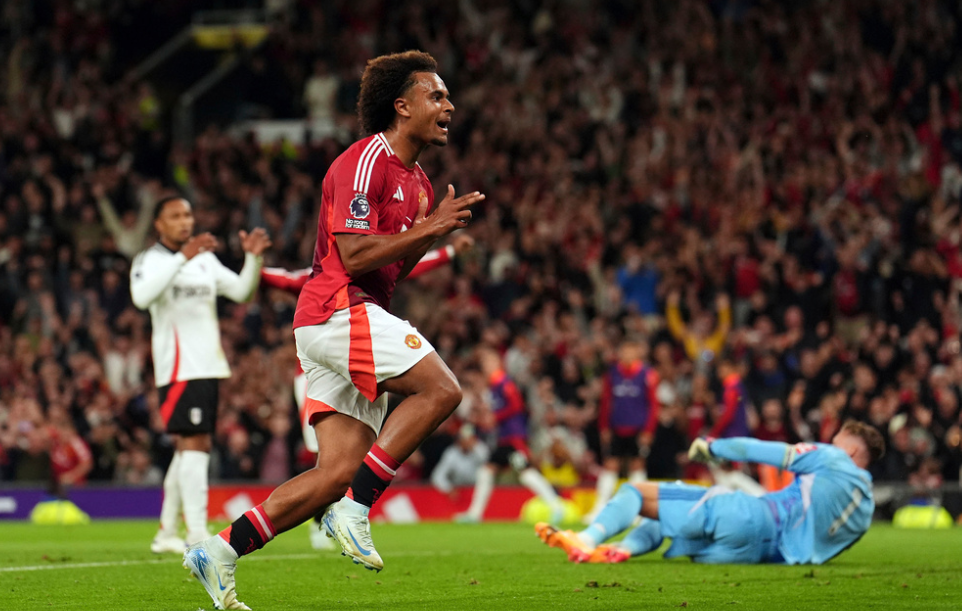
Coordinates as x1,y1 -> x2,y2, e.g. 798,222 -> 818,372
294,302 -> 434,434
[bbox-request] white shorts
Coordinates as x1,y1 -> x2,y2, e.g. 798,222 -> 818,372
293,372 -> 318,452
294,302 -> 435,434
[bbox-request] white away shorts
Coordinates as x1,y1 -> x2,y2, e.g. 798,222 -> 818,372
294,302 -> 434,434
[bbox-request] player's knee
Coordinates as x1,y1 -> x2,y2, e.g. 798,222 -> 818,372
432,373 -> 462,414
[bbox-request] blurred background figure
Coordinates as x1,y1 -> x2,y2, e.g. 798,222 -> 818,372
431,424 -> 489,500
456,349 -> 565,523
586,339 -> 660,522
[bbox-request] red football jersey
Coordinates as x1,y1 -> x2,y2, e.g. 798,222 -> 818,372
294,133 -> 435,328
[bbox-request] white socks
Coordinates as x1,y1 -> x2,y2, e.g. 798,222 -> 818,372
519,468 -> 562,511
212,532 -> 239,562
340,496 -> 370,516
628,469 -> 647,484
158,452 -> 183,537
180,450 -> 211,543
465,466 -> 495,519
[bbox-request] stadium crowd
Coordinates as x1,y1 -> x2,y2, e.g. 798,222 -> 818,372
1,0 -> 962,509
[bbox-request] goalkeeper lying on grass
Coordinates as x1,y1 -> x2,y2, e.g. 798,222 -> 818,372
536,420 -> 883,565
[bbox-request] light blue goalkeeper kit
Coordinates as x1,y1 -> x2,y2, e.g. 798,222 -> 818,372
589,438 -> 874,564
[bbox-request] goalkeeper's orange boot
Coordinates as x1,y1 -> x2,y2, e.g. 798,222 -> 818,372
534,522 -> 594,563
587,544 -> 631,564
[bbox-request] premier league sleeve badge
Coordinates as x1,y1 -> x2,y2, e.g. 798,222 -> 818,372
350,193 -> 370,219
346,193 -> 372,229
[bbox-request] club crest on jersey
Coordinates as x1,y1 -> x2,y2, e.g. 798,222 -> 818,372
405,334 -> 422,349
350,193 -> 370,219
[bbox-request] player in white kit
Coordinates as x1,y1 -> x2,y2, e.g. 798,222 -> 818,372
132,196 -> 270,553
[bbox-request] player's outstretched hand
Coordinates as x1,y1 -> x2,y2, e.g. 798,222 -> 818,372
420,185 -> 484,238
688,437 -> 715,463
240,227 -> 272,256
181,233 -> 218,260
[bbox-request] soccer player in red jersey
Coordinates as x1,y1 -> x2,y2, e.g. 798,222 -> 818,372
184,51 -> 483,610
260,234 -> 474,551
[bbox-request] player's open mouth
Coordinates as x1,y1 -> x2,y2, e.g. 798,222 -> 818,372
436,119 -> 450,133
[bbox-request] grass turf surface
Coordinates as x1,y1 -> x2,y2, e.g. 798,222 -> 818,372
0,521 -> 960,610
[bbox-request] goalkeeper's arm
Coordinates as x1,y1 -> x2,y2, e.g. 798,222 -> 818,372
688,437 -> 796,470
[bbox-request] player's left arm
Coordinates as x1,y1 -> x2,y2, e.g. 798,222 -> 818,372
693,437 -> 833,474
407,245 -> 453,279
215,228 -> 271,302
404,233 -> 475,280
404,244 -> 453,280
261,267 -> 311,293
398,241 -> 438,281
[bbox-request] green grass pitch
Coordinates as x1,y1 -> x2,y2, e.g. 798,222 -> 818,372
1,520 -> 960,610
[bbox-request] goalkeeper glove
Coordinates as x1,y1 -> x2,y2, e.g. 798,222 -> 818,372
688,437 -> 716,463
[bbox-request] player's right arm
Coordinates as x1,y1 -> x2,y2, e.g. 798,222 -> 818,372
336,184 -> 483,277
129,234 -> 215,309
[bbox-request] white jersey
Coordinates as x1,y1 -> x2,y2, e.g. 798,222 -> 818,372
130,243 -> 262,386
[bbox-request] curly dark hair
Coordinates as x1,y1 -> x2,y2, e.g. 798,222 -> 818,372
357,50 -> 438,136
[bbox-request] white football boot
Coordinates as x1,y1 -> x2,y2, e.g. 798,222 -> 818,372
321,498 -> 384,572
182,537 -> 251,610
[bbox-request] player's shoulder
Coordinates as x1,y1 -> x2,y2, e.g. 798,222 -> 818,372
335,133 -> 392,172
192,250 -> 222,268
793,442 -> 835,457
135,242 -> 175,263
794,442 -> 860,469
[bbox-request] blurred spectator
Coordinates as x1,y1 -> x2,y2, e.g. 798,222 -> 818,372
48,406 -> 93,491
303,59 -> 340,121
114,445 -> 164,486
431,424 -> 489,499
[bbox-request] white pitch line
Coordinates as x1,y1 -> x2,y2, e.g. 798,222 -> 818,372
0,549 -> 525,573
0,553 -> 315,573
